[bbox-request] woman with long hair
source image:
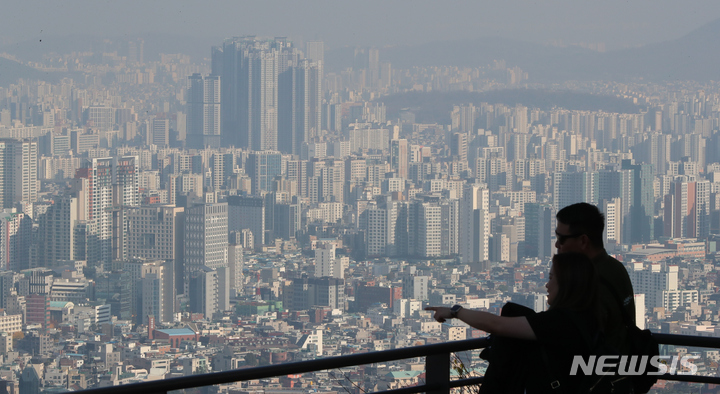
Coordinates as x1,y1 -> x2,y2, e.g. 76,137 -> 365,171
425,253 -> 607,393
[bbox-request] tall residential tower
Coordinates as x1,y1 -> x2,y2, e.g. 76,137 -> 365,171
187,73 -> 221,149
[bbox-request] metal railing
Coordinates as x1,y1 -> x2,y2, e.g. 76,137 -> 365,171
78,334 -> 720,394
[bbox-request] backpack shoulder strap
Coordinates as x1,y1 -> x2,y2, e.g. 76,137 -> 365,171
599,277 -> 634,327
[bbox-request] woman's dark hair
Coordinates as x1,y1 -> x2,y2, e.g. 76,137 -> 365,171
549,253 -> 604,325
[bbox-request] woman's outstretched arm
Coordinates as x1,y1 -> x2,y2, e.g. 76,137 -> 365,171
424,306 -> 536,341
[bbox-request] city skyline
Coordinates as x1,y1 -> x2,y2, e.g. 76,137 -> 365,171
1,4 -> 720,392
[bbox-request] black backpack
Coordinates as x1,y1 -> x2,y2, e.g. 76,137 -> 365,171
483,303 -> 624,393
601,278 -> 660,394
539,314 -> 634,393
618,318 -> 660,393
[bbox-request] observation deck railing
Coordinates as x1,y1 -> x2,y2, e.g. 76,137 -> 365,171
78,333 -> 720,394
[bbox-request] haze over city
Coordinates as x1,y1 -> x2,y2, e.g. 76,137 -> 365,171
1,2 -> 720,393
3,1 -> 720,50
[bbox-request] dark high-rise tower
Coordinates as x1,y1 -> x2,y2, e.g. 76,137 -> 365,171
597,169 -> 633,244
305,41 -> 324,64
187,73 -> 221,149
523,202 -> 555,259
0,139 -> 37,208
278,60 -> 322,155
213,37 -> 320,152
621,160 -> 655,243
245,151 -> 283,195
215,37 -> 280,150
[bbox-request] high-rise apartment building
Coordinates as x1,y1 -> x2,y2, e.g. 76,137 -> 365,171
127,205 -> 185,293
363,199 -> 405,257
552,170 -> 598,211
390,139 -> 409,179
460,184 -> 490,263
622,160 -> 655,243
278,60 -> 322,155
150,118 -> 169,147
36,191 -> 87,267
347,126 -> 389,152
0,272 -> 19,311
123,259 -> 160,324
75,156 -> 139,269
227,232 -> 244,298
167,172 -> 204,205
285,159 -> 308,199
451,104 -> 475,134
0,210 -> 32,271
305,41 -> 324,65
209,153 -> 229,191
597,169 -> 633,243
114,156 -> 140,207
368,47 -> 380,88
408,201 -> 442,258
184,203 -> 228,274
601,198 -> 622,247
314,242 -> 345,279
246,151 -> 282,195
215,38 -> 283,150
628,262 -> 698,311
440,198 -> 460,257
273,202 -> 301,240
189,266 -> 219,318
523,202 -> 555,259
140,260 -> 174,324
663,178 -> 711,239
450,133 -> 468,163
70,89 -> 86,125
0,139 -> 37,209
250,48 -> 280,151
227,195 -> 265,250
286,276 -> 345,311
187,73 -> 221,149
127,39 -> 144,64
183,203 -> 229,310
85,106 -> 114,132
401,274 -> 429,301
214,37 -> 323,151
314,159 -> 345,204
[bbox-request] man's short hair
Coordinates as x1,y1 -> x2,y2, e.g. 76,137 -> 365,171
556,203 -> 605,249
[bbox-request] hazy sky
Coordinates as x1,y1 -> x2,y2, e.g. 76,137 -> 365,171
2,0 -> 720,50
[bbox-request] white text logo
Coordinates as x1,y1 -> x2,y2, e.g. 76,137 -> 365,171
569,355 -> 699,376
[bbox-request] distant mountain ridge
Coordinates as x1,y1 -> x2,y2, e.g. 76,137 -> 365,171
328,18 -> 720,82
2,19 -> 719,86
375,89 -> 642,124
0,57 -> 59,86
0,33 -> 217,64
0,33 -> 216,87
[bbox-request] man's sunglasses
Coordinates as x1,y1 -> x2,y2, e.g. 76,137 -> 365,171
555,232 -> 584,244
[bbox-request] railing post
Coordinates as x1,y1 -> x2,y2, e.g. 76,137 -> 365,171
426,352 -> 451,394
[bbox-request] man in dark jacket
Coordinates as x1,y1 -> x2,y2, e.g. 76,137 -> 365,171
555,202 -> 636,353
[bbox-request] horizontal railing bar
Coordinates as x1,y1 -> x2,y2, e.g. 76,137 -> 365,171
373,374 -> 486,394
368,373 -> 720,394
76,334 -> 720,394
653,333 -> 720,348
449,376 -> 485,388
379,382 -> 444,394
368,370 -> 486,394
79,338 -> 490,394
660,373 -> 720,384
374,384 -> 433,394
